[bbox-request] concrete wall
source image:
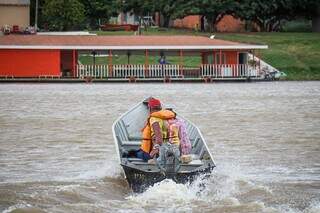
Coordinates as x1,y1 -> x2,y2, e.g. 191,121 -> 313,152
0,49 -> 60,77
0,5 -> 30,28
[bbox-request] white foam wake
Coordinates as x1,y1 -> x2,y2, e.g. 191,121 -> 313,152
75,161 -> 122,180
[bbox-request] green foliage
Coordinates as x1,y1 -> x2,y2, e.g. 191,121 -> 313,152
42,0 -> 85,31
120,0 -> 153,16
79,0 -> 119,29
36,0 -> 319,32
236,0 -> 320,32
152,0 -> 189,27
30,0 -> 46,26
281,20 -> 312,32
187,0 -> 239,32
215,32 -> 320,80
293,0 -> 319,19
236,0 -> 292,32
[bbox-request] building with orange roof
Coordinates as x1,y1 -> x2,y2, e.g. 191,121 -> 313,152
0,35 -> 267,80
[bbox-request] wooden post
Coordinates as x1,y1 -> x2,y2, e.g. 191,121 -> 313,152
236,51 -> 239,77
145,49 -> 149,77
252,49 -> 255,65
201,52 -> 205,64
212,50 -> 215,64
72,49 -> 76,78
258,50 -> 261,76
212,50 -> 215,77
219,49 -> 222,76
179,49 -> 183,76
108,50 -> 112,77
252,49 -> 255,77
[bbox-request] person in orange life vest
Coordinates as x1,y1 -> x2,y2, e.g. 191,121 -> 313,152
136,98 -> 176,161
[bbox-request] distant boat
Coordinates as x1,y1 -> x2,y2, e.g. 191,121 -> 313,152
100,23 -> 139,31
112,98 -> 215,192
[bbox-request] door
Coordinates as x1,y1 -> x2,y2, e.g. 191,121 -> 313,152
238,52 -> 248,64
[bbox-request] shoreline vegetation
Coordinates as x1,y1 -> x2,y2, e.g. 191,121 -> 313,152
84,28 -> 320,81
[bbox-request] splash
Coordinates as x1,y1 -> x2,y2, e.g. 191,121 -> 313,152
74,161 -> 122,181
2,203 -> 36,213
126,179 -> 198,212
305,202 -> 320,213
122,162 -> 282,213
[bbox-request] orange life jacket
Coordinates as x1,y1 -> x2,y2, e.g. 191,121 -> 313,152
140,110 -> 176,153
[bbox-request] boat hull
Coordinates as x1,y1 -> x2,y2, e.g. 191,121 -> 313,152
122,164 -> 215,192
113,98 -> 216,192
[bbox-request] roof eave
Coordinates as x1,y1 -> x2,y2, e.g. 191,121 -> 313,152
0,45 -> 268,50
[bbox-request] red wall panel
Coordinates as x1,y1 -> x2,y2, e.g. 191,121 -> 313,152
61,50 -> 72,71
202,51 -> 239,64
0,49 -> 60,77
225,51 -> 238,64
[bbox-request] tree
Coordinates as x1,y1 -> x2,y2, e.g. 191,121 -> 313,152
42,0 -> 85,31
30,0 -> 46,28
79,0 -> 119,29
120,0 -> 154,34
235,0 -> 320,32
152,0 -> 188,28
235,0 -> 295,32
313,5 -> 320,32
192,0 -> 239,32
294,0 -> 320,32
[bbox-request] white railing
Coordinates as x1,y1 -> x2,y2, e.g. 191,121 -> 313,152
76,64 -> 108,78
148,64 -> 182,78
113,64 -> 182,78
201,64 -> 259,78
77,64 -> 181,78
76,64 -> 259,79
112,64 -> 145,78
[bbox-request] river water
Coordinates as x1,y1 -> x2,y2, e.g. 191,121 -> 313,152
0,82 -> 319,213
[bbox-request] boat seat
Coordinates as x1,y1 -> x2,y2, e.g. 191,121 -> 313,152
128,135 -> 143,141
131,161 -> 203,166
128,157 -> 203,166
127,157 -> 144,162
123,139 -> 198,147
121,140 -> 141,146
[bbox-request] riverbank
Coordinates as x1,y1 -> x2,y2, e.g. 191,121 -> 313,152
216,32 -> 320,81
93,29 -> 320,80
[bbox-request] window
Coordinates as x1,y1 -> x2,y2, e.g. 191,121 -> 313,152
207,54 -> 215,64
215,53 -> 226,64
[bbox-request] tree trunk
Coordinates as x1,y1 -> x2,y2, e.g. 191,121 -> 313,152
313,5 -> 320,32
312,16 -> 320,32
255,18 -> 266,32
163,15 -> 171,28
138,16 -> 142,35
205,16 -> 214,32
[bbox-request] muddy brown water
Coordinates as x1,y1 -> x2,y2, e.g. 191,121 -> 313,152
0,82 -> 319,213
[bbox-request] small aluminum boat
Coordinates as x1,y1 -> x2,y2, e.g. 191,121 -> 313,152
112,98 -> 215,192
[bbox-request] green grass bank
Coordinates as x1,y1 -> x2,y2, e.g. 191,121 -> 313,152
88,29 -> 320,80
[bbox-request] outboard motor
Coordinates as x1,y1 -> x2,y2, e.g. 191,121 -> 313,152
157,143 -> 181,177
